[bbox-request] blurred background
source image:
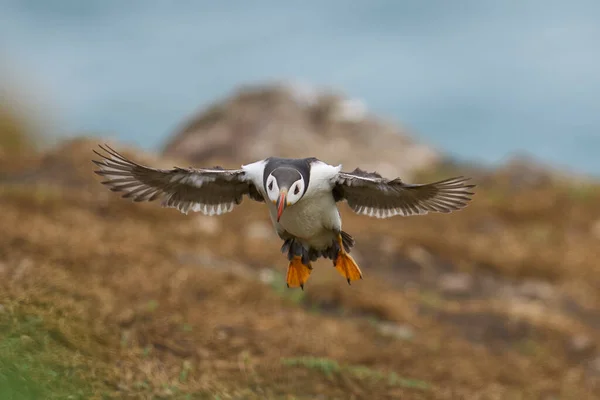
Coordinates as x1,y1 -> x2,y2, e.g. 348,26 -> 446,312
2,0 -> 600,174
1,1 -> 600,399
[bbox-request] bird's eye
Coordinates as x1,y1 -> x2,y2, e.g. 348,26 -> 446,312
294,185 -> 300,195
268,181 -> 273,191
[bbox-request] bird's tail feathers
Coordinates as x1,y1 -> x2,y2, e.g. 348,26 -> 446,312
340,230 -> 355,253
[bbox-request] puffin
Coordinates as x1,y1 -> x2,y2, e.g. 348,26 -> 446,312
93,144 -> 475,289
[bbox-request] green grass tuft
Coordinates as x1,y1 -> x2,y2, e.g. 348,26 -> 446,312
281,356 -> 430,391
0,311 -> 97,399
282,356 -> 341,377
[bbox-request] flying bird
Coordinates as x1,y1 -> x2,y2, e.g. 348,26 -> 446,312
92,144 -> 475,289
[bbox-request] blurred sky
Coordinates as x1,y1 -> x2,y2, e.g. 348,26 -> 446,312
1,0 -> 599,175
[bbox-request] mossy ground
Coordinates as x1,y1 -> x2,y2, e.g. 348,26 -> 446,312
1,133 -> 599,399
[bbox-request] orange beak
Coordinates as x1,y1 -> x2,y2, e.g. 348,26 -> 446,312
276,189 -> 287,222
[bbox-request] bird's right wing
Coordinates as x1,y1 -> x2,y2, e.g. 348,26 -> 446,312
92,144 -> 264,215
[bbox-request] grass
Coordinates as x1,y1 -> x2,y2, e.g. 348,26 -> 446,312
1,137 -> 600,399
0,311 -> 96,400
281,356 -> 341,378
281,357 -> 431,391
0,104 -> 37,154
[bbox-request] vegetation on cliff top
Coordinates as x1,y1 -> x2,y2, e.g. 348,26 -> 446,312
1,108 -> 600,399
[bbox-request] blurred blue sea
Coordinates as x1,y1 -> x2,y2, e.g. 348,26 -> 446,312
1,0 -> 599,175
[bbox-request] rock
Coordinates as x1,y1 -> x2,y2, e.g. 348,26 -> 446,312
474,216 -> 505,234
587,356 -> 600,376
116,309 -> 136,326
195,215 -> 221,235
406,246 -> 433,267
331,97 -> 367,122
159,387 -> 174,397
517,280 -> 556,302
497,154 -> 555,189
377,322 -> 414,341
258,268 -> 276,285
12,258 -> 32,282
196,347 -> 211,359
162,83 -> 440,181
245,221 -> 273,240
379,237 -> 399,255
569,334 -> 595,354
438,272 -> 474,295
20,335 -> 35,348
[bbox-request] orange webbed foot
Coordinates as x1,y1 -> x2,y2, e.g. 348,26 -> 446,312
333,234 -> 363,285
286,256 -> 313,290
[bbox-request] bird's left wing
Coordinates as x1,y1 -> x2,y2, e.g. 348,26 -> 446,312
92,144 -> 263,215
332,168 -> 475,218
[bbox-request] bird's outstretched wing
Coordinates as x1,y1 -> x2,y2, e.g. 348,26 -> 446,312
92,144 -> 263,215
332,168 -> 475,218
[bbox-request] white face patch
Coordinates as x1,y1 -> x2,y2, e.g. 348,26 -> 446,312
265,174 -> 280,203
265,174 -> 305,205
285,177 -> 305,206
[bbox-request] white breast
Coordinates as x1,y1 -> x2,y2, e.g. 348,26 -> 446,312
268,160 -> 343,250
268,192 -> 341,249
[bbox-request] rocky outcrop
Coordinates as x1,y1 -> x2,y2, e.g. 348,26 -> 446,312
162,82 -> 440,180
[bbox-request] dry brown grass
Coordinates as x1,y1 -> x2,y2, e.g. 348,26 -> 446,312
1,138 -> 600,399
0,103 -> 41,176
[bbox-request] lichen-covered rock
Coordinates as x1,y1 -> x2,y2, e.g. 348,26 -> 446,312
162,82 -> 440,180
